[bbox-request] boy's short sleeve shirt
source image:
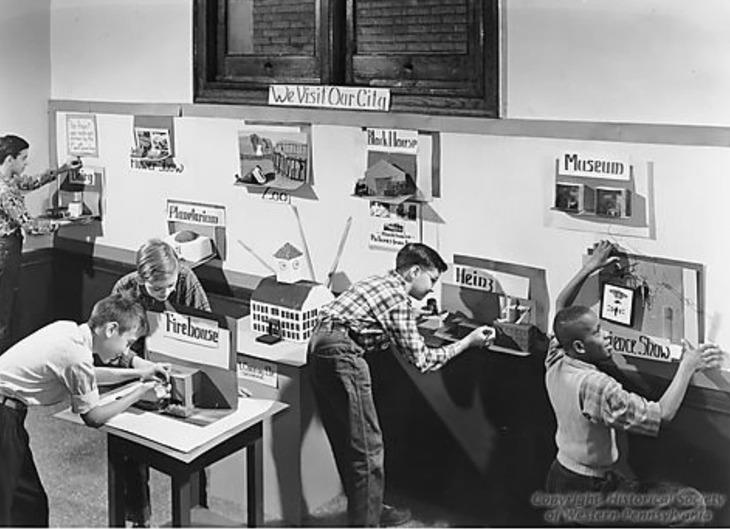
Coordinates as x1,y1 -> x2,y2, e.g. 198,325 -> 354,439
0,321 -> 99,414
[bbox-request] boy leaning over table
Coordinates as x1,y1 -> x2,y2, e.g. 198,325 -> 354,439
0,293 -> 170,527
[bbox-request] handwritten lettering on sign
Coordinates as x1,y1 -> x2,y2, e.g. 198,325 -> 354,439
261,187 -> 291,205
607,329 -> 682,362
560,153 -> 630,180
66,114 -> 98,157
163,312 -> 220,349
269,85 -> 390,112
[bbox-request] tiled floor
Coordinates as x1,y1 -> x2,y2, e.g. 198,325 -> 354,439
25,403 -> 482,528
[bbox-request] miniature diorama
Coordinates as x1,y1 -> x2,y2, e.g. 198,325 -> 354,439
235,125 -> 310,191
166,199 -> 226,267
549,152 -> 651,237
164,230 -> 215,265
355,159 -> 416,198
249,242 -> 335,344
354,128 -> 427,203
134,364 -> 201,419
46,165 -> 104,223
136,306 -> 239,426
418,255 -> 549,356
595,187 -> 632,217
554,182 -> 595,213
130,117 -> 183,172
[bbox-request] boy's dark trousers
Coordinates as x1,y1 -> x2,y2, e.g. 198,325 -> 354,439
0,404 -> 49,527
307,324 -> 385,527
0,230 -> 22,354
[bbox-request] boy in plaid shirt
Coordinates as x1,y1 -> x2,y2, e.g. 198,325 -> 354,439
308,243 -> 495,527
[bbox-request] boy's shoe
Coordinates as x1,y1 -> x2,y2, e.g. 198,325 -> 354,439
380,504 -> 412,527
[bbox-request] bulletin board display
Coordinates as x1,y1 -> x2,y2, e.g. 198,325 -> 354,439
573,249 -> 729,392
544,153 -> 655,239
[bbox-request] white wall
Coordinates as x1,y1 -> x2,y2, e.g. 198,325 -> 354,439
0,0 -> 51,215
46,1 -> 730,347
50,0 -> 191,103
51,0 -> 730,126
505,0 -> 730,125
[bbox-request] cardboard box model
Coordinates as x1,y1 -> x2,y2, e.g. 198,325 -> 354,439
141,305 -> 239,423
249,243 -> 334,343
554,182 -> 595,213
595,187 -> 632,218
164,230 -> 215,264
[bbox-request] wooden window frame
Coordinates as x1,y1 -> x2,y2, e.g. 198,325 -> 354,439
194,0 -> 499,116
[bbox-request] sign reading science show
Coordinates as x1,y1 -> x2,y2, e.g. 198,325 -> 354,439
605,327 -> 682,363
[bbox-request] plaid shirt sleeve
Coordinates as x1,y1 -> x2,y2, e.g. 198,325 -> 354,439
15,169 -> 56,191
579,371 -> 661,437
384,302 -> 458,373
179,266 -> 211,311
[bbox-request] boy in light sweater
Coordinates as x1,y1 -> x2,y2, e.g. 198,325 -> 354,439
544,241 -> 722,505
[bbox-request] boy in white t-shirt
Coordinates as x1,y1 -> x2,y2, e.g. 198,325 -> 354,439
0,293 -> 170,527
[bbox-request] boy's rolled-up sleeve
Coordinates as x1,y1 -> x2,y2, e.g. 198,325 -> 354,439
61,359 -> 100,415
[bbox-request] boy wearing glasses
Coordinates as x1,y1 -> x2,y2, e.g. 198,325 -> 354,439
110,238 -> 210,527
308,242 -> 495,527
0,294 -> 169,527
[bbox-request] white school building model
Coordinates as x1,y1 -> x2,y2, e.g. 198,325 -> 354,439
250,243 -> 334,342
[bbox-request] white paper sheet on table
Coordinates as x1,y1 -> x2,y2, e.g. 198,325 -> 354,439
55,389 -> 278,454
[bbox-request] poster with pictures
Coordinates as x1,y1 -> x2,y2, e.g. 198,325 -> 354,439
600,283 -> 635,326
367,200 -> 420,251
130,115 -> 183,172
235,123 -> 310,191
66,114 -> 98,157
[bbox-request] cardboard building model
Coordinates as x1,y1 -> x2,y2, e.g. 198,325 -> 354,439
164,230 -> 216,265
356,159 -> 416,197
249,243 -> 334,342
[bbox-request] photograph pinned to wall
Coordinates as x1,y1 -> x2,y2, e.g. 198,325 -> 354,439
234,123 -> 310,191
130,115 -> 183,173
66,113 -> 98,158
354,128 -> 430,203
367,200 -> 421,251
600,283 -> 635,326
545,151 -> 655,239
165,199 -> 227,267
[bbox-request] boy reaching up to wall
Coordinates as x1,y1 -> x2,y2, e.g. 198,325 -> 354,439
542,240 -> 723,525
0,294 -> 170,527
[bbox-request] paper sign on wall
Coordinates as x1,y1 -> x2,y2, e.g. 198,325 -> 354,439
66,114 -> 98,157
448,265 -> 530,299
237,357 -> 278,388
367,200 -> 420,251
162,311 -> 220,349
268,84 -> 390,112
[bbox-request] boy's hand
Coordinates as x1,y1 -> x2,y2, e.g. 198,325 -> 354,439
141,362 -> 171,383
59,157 -> 83,173
139,380 -> 171,401
585,240 -> 620,273
466,325 -> 496,349
680,340 -> 724,372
